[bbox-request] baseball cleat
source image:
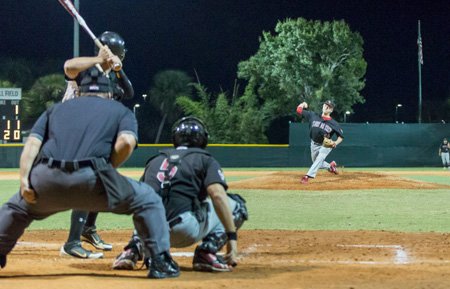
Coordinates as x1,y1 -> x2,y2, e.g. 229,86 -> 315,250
113,249 -> 139,270
60,242 -> 104,259
148,252 -> 180,279
192,248 -> 232,272
300,175 -> 309,184
81,226 -> 113,251
329,161 -> 338,175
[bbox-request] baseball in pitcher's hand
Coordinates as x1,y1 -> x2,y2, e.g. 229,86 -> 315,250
225,240 -> 238,267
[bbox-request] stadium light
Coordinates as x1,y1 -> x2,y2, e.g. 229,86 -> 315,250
133,104 -> 140,115
395,104 -> 403,123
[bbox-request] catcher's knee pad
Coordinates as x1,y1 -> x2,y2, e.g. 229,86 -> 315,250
124,232 -> 144,261
228,192 -> 248,230
197,232 -> 228,254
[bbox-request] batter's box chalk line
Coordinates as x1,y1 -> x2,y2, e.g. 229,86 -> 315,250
336,244 -> 410,265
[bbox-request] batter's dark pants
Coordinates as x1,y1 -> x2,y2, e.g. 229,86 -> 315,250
0,164 -> 170,258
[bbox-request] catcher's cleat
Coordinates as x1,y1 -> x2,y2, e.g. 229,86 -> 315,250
0,254 -> 6,268
192,247 -> 232,272
329,161 -> 338,175
113,248 -> 139,270
300,175 -> 309,184
60,242 -> 104,259
81,226 -> 113,251
148,252 -> 180,279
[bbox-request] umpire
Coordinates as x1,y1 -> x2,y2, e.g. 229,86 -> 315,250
112,117 -> 248,272
0,69 -> 179,279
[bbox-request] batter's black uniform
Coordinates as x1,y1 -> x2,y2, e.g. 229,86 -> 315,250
0,95 -> 170,261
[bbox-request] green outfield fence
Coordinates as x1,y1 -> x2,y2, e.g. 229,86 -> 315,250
1,123 -> 449,168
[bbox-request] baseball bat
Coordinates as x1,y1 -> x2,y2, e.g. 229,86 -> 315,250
58,0 -> 121,71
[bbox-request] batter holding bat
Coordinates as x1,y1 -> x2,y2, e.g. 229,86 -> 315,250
61,31 -> 134,259
296,100 -> 344,184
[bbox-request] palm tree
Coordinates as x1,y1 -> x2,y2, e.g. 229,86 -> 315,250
148,70 -> 192,143
21,74 -> 65,125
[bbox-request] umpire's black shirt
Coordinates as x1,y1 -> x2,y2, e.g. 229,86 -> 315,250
30,96 -> 137,160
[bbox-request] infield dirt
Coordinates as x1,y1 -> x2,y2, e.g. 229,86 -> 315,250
1,169 -> 450,289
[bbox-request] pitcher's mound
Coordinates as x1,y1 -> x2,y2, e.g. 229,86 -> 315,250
228,171 -> 449,190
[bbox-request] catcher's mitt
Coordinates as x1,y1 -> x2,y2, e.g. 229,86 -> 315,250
322,137 -> 335,148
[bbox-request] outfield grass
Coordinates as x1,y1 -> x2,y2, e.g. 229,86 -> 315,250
0,168 -> 449,232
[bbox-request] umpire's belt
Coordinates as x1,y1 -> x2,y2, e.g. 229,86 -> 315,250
39,157 -> 96,172
168,216 -> 182,229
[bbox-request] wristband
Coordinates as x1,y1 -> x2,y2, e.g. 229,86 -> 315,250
226,232 -> 237,241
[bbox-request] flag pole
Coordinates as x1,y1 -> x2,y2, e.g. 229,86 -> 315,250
417,20 -> 423,123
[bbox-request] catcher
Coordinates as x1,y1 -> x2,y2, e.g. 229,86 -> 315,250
296,100 -> 344,184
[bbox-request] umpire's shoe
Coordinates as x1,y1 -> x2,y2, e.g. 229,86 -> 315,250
0,254 -> 6,268
60,241 -> 104,259
81,226 -> 113,251
148,252 -> 180,279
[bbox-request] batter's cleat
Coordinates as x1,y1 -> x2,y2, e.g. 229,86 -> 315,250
192,247 -> 232,272
0,254 -> 6,268
300,175 -> 309,184
148,252 -> 180,279
329,161 -> 338,175
81,226 -> 113,251
60,242 -> 104,259
112,249 -> 139,270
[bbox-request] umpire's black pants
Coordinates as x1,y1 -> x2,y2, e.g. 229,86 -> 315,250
0,164 -> 170,258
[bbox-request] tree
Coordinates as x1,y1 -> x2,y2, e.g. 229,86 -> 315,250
21,74 -> 65,125
238,18 -> 367,116
0,80 -> 15,88
176,80 -> 269,143
0,57 -> 34,89
148,70 -> 192,143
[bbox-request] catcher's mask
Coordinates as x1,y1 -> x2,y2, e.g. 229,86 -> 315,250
95,31 -> 127,61
172,116 -> 209,149
79,68 -> 112,94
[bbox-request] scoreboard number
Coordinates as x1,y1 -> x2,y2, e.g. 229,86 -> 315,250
0,88 -> 22,143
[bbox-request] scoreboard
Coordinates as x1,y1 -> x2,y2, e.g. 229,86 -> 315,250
0,88 -> 22,143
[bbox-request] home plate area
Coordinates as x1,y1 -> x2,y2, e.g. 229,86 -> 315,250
3,230 -> 450,289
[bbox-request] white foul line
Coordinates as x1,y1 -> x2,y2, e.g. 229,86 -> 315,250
337,244 -> 410,264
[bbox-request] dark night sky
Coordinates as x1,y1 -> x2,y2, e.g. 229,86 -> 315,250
1,0 -> 450,123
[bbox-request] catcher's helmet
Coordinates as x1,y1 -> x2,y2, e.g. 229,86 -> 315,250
172,116 -> 208,149
95,31 -> 127,61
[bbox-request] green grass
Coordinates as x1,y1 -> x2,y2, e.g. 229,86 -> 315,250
236,189 -> 450,232
1,168 -> 450,232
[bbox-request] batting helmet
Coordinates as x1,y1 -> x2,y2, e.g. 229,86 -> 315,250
172,116 -> 209,149
95,31 -> 127,61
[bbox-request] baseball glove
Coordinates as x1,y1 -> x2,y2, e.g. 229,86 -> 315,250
322,137 -> 335,148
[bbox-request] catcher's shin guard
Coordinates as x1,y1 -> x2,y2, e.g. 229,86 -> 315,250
124,232 -> 144,261
198,232 -> 228,254
228,193 -> 248,230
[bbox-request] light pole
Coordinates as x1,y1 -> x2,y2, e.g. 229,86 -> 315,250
344,111 -> 351,123
395,104 -> 402,123
133,104 -> 140,115
142,94 -> 147,101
